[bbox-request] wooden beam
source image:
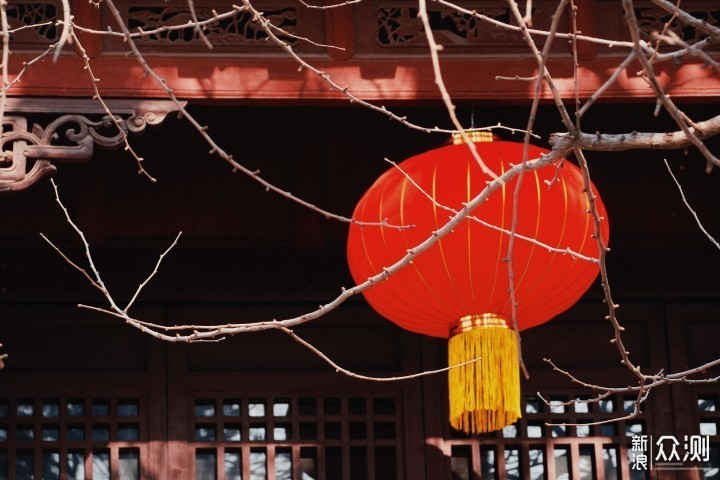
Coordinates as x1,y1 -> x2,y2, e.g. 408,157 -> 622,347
6,54 -> 719,101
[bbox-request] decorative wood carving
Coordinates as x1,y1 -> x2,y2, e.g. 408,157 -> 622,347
7,2 -> 59,47
127,5 -> 298,45
0,99 -> 184,193
635,6 -> 720,47
354,0 -> 563,54
376,6 -> 520,46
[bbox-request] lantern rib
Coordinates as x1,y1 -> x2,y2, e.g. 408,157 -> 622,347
399,175 -> 458,322
486,154 -> 508,309
515,175 -> 570,320
508,169 -> 543,299
382,157 -> 598,264
351,142 -> 605,351
547,189 -> 596,311
379,174 -> 447,327
465,156 -> 481,315
432,160 -> 471,314
361,179 -> 436,325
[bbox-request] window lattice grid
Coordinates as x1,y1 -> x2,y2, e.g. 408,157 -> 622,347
695,391 -> 720,479
447,392 -> 652,480
0,396 -> 145,480
191,394 -> 403,480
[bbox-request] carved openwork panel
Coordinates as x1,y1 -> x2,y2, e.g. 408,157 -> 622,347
6,2 -> 59,49
0,99 -> 183,193
356,0 -> 567,55
635,4 -> 719,47
128,5 -> 297,45
102,0 -> 326,54
596,1 -> 720,53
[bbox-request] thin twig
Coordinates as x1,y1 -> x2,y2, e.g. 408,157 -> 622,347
70,29 -> 155,181
654,31 -> 720,75
650,0 -> 720,43
417,0 -> 500,180
296,0 -> 362,9
663,158 -> 720,250
646,0 -> 680,66
67,150 -> 567,342
622,0 -> 720,171
280,326 -> 483,382
577,52 -> 636,119
267,22 -> 345,50
44,179 -> 122,313
240,1 -> 537,142
569,0 -> 580,129
0,0 -> 9,135
53,0 -> 71,61
100,0 -> 411,229
187,0 -> 214,49
124,231 -> 183,312
68,7 -> 244,38
383,158 -> 598,263
505,0 -> 569,380
435,0 -> 636,49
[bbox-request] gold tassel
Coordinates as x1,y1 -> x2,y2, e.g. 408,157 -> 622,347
448,314 -> 521,434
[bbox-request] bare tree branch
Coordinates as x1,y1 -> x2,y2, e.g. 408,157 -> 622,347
664,158 -> 720,250
622,0 -> 720,171
296,0 -> 362,10
187,0 -> 214,49
96,0 -> 414,229
505,0 -> 570,380
650,0 -> 720,43
124,232 -> 183,313
550,113 -> 720,152
49,149 -> 567,342
4,0 -> 718,420
383,158 -> 599,263
0,0 -> 10,134
70,29 -> 155,181
53,0 -> 71,61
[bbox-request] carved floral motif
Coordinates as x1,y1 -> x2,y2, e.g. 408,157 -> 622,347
635,6 -> 720,45
128,5 -> 298,45
377,6 -> 522,46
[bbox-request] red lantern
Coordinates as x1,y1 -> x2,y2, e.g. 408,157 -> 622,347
347,134 -> 609,433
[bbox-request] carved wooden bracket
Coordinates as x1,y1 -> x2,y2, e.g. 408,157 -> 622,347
0,98 -> 185,193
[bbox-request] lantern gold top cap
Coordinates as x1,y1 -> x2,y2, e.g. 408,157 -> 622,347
449,314 -> 509,336
451,130 -> 494,145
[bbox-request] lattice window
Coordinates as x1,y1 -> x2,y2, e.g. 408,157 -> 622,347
697,393 -> 720,479
0,397 -> 146,480
190,394 -> 404,480
447,392 -> 652,480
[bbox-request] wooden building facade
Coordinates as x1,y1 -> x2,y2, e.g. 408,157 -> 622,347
0,0 -> 719,479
